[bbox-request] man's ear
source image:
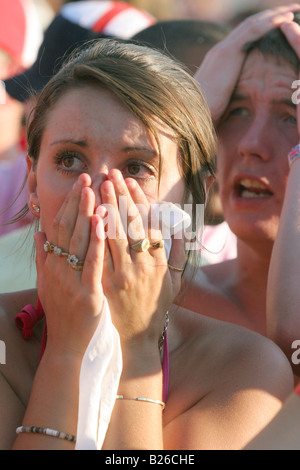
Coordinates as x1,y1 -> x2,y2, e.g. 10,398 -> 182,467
26,155 -> 40,216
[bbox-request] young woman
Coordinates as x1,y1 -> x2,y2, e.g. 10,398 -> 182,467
0,38 -> 293,450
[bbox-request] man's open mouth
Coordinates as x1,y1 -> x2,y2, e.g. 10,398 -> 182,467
237,178 -> 273,198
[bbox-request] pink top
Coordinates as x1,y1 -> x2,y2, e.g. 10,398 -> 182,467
202,221 -> 237,264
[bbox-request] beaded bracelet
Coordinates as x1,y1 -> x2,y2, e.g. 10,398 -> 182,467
16,426 -> 76,443
116,395 -> 166,410
288,144 -> 300,168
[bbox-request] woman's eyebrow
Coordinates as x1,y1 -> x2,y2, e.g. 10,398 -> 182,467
122,146 -> 158,157
50,139 -> 89,147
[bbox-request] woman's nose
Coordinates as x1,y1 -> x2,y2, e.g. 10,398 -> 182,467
91,170 -> 109,208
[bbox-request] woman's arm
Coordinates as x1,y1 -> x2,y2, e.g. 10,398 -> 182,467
266,156 -> 300,375
266,19 -> 300,375
11,175 -> 105,450
100,171 -> 184,450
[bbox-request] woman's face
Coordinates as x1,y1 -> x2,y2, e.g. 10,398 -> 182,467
27,86 -> 185,238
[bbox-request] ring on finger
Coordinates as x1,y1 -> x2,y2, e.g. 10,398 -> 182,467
129,238 -> 150,252
44,241 -> 54,253
168,263 -> 184,273
44,241 -> 68,257
67,253 -> 84,270
69,262 -> 84,272
54,246 -> 69,257
150,240 -> 164,249
43,241 -> 84,271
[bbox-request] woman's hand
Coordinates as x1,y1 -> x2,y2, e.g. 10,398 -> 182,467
195,4 -> 299,124
99,170 -> 185,355
279,17 -> 300,140
99,170 -> 185,450
34,173 -> 105,360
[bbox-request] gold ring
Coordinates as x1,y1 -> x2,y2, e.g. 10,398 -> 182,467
150,240 -> 165,249
70,263 -> 84,272
67,254 -> 84,271
129,238 -> 150,252
44,241 -> 54,253
168,263 -> 184,272
53,246 -> 69,257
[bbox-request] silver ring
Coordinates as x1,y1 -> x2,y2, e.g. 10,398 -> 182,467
168,263 -> 184,273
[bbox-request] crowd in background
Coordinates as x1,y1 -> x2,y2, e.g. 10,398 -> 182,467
2,0 -> 300,450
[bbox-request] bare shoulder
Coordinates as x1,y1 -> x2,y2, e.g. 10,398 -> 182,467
165,307 -> 293,449
170,306 -> 293,397
211,316 -> 294,394
180,261 -> 235,313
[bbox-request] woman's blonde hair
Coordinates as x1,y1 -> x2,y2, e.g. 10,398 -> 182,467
27,38 -> 216,269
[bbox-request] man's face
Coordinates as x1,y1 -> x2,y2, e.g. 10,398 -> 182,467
216,50 -> 299,246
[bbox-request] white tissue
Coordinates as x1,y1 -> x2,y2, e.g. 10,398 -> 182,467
75,297 -> 122,450
75,202 -> 190,450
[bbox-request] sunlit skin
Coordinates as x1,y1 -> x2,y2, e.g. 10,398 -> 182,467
27,87 -> 185,240
0,7 -> 299,450
0,71 -> 294,450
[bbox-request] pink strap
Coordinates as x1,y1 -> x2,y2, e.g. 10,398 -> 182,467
15,298 -> 47,362
162,329 -> 169,404
15,298 -> 44,339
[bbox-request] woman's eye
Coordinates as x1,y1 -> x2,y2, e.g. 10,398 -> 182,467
62,156 -> 76,168
127,164 -> 140,176
55,152 -> 86,174
125,162 -> 154,180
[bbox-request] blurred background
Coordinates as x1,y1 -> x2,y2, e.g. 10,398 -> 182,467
39,0 -> 298,26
